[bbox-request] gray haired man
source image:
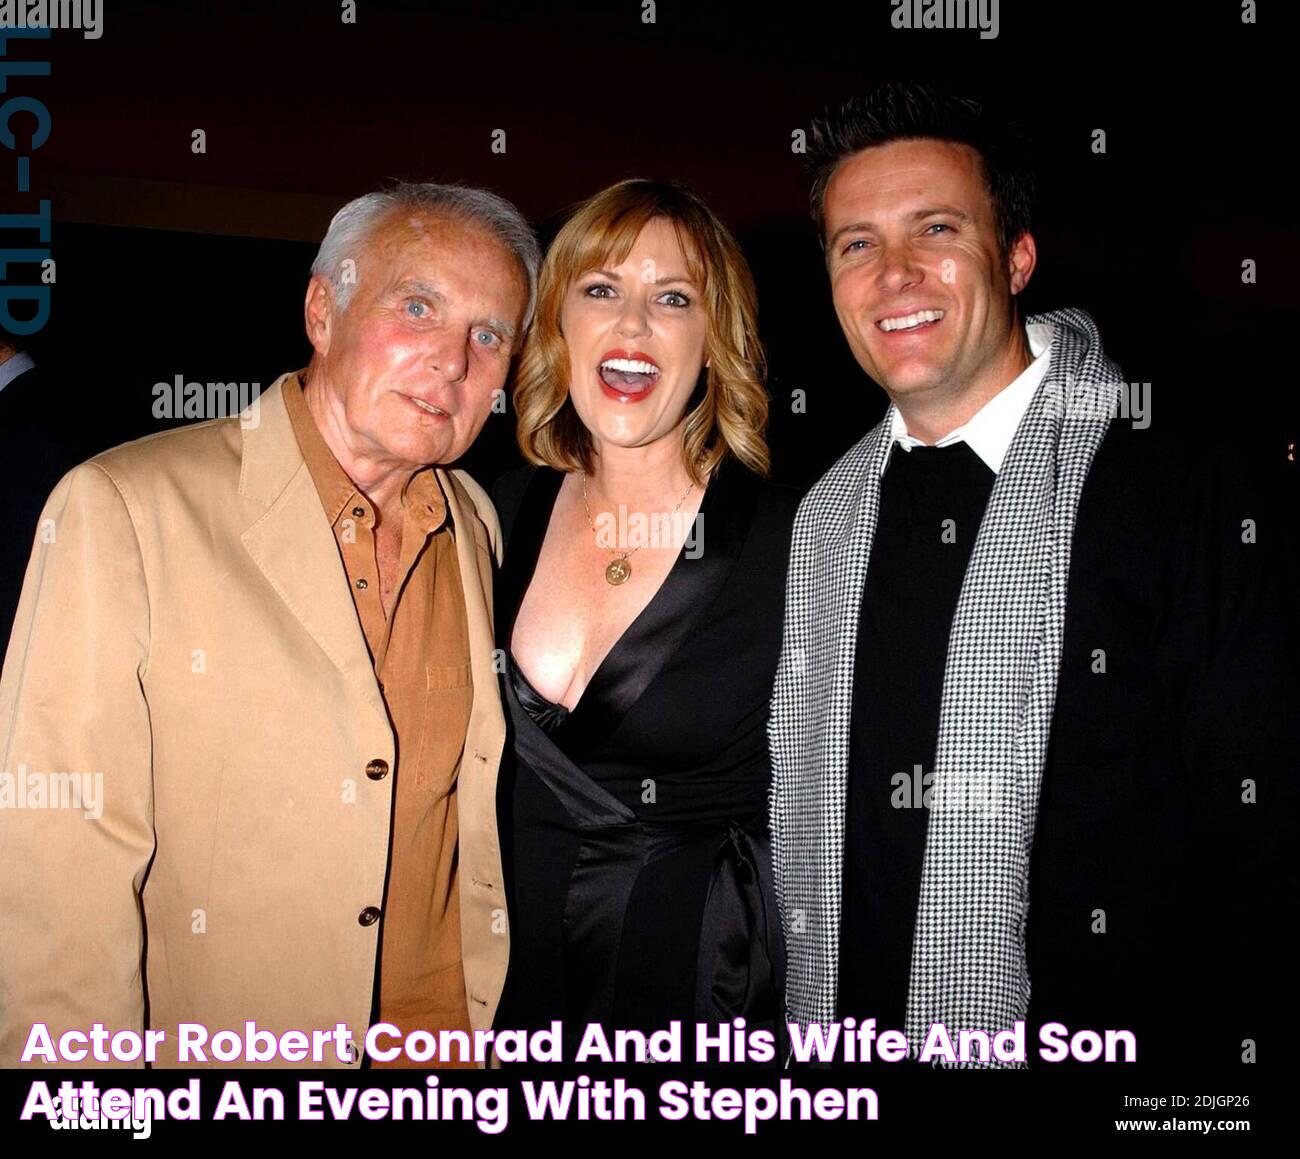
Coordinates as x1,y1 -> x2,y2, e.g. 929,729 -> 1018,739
0,183 -> 538,1068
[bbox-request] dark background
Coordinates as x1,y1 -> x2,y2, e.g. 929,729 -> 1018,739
0,0 -> 1295,1138
5,0 -> 1296,493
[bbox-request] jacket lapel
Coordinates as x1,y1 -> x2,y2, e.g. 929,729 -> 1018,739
238,374 -> 388,724
439,468 -> 506,761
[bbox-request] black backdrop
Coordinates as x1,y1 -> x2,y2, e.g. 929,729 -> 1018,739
1,0 -> 1296,1141
9,0 -> 1297,493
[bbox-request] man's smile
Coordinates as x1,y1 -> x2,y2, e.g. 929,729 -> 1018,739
876,308 -> 946,334
404,394 -> 451,418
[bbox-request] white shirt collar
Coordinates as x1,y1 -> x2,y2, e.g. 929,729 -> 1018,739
882,322 -> 1055,475
0,351 -> 35,394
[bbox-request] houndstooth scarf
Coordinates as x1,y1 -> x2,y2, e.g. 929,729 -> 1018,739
768,307 -> 1123,1065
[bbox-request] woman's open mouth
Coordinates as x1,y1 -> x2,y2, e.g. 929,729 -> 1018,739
598,350 -> 661,402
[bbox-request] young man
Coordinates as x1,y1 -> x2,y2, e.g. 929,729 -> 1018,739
769,83 -> 1296,1067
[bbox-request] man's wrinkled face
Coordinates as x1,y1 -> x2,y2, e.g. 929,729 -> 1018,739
309,211 -> 529,469
823,138 -> 1031,403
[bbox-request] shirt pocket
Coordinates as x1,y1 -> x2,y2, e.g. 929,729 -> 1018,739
427,662 -> 473,692
410,661 -> 474,800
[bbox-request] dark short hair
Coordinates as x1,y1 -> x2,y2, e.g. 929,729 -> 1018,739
806,81 -> 1036,260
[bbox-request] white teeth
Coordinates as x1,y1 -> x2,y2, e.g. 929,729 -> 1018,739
878,309 -> 945,332
600,358 -> 660,375
412,398 -> 447,415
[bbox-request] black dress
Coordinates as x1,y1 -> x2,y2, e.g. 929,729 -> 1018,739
491,459 -> 798,1051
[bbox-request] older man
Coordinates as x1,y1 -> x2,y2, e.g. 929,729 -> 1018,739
0,182 -> 538,1068
770,83 -> 1296,1067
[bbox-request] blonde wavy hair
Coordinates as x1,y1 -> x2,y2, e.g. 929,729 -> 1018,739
514,178 -> 770,483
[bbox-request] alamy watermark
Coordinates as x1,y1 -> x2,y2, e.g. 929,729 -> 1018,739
152,375 -> 262,428
26,1085 -> 152,1138
890,0 -> 999,39
1043,379 -> 1152,429
592,508 -> 704,558
0,765 -> 103,819
0,0 -> 103,39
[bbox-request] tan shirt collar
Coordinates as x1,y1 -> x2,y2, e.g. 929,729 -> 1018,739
284,371 -> 449,535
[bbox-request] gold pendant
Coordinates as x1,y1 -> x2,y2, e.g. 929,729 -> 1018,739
605,556 -> 632,585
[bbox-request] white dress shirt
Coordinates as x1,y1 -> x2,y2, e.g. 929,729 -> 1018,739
882,322 -> 1056,475
0,350 -> 34,395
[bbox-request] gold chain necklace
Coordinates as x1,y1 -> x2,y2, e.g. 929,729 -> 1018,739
582,471 -> 695,586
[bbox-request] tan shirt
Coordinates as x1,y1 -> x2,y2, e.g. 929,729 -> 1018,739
285,375 -> 474,1066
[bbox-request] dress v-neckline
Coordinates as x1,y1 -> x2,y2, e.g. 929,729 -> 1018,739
508,469 -> 702,717
501,462 -> 756,755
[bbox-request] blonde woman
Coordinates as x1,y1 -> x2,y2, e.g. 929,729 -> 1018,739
492,180 -> 797,1051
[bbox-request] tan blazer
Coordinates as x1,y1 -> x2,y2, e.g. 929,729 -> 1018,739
0,373 -> 508,1068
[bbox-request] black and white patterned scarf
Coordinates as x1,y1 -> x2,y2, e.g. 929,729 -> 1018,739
768,307 -> 1123,1063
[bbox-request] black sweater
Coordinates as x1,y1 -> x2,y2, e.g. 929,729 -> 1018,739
839,426 -> 1298,1067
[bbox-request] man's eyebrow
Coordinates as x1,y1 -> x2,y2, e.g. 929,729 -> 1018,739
482,317 -> 517,340
912,205 -> 972,223
392,277 -> 445,300
827,221 -> 873,250
392,279 -> 516,338
827,206 -> 972,249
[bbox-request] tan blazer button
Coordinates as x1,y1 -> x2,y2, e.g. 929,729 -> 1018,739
365,759 -> 389,780
358,906 -> 381,926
